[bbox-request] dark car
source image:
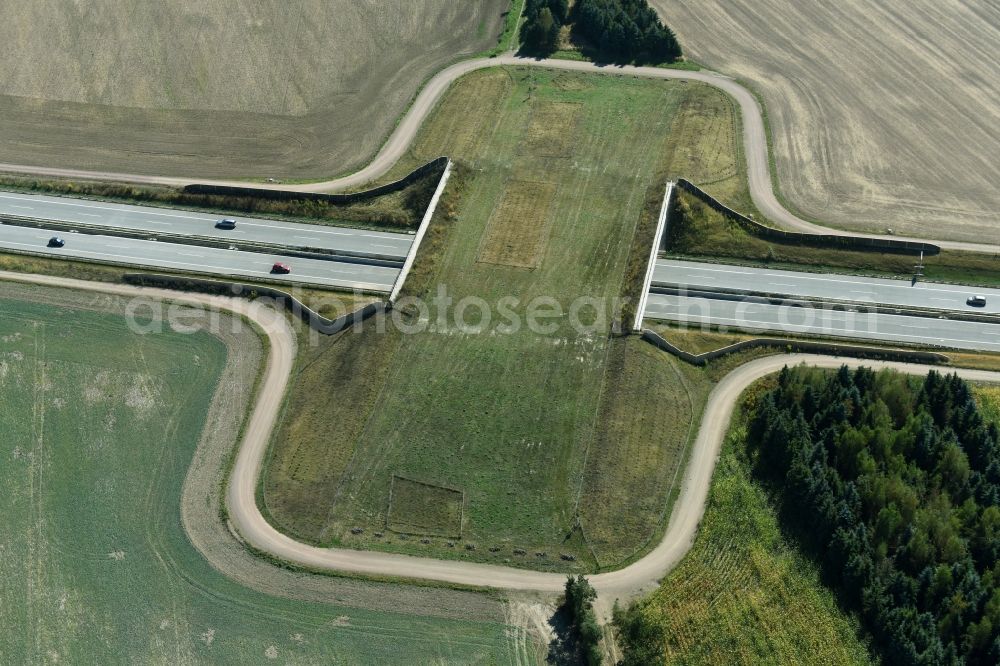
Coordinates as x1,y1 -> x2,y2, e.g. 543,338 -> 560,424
215,218 -> 237,230
967,295 -> 987,307
47,236 -> 65,248
271,262 -> 291,274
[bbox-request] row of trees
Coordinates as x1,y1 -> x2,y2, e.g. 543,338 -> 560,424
750,366 -> 1000,664
574,0 -> 681,63
564,575 -> 603,666
519,0 -> 682,64
521,0 -> 569,54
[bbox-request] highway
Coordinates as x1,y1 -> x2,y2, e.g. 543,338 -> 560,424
643,293 -> 1000,353
0,190 -> 412,259
654,259 -> 1000,314
0,224 -> 398,292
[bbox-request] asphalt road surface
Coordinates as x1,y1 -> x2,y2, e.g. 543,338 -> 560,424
0,190 -> 412,259
0,55 -> 993,253
644,293 -> 1000,353
0,225 -> 398,292
655,259 -> 1000,314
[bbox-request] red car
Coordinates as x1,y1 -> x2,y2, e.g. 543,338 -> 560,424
271,262 -> 291,274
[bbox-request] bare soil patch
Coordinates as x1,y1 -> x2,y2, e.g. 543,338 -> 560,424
477,180 -> 557,268
657,0 -> 1000,242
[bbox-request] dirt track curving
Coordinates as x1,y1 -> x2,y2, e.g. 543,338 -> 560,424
5,269 -> 997,615
2,54 -> 994,256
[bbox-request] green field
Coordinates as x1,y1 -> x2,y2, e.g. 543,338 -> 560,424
629,393 -> 874,664
0,287 -> 518,664
262,67 -> 734,571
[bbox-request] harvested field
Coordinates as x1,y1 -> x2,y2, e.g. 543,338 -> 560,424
657,0 -> 1000,243
263,67 -> 727,570
477,179 -> 557,268
0,283 -> 519,663
0,0 -> 508,180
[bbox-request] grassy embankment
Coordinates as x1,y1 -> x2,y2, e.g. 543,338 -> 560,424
0,170 -> 437,230
0,290 -> 516,663
261,67 -> 739,572
667,186 -> 1000,288
651,317 -> 1000,375
484,0 -> 526,56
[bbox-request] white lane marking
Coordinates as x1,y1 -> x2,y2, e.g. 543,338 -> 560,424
0,192 -> 410,250
645,300 -> 1000,349
0,238 -> 396,289
223,220 -> 411,243
79,213 -> 100,217
10,205 -> 33,210
0,192 -> 215,221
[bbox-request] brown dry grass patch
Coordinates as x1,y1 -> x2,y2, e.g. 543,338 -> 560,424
578,338 -> 704,568
387,476 -> 465,538
520,102 -> 583,158
406,69 -> 515,168
477,180 -> 557,269
663,85 -> 740,188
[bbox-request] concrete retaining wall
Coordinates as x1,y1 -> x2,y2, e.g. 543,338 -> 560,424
633,180 -> 675,332
389,159 -> 452,303
641,329 -> 949,366
676,179 -> 940,256
122,273 -> 385,335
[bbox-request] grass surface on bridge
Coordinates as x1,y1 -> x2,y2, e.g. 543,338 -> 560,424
262,67 -> 740,571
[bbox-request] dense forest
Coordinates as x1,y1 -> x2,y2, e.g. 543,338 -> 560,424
520,0 -> 682,63
750,366 -> 1000,664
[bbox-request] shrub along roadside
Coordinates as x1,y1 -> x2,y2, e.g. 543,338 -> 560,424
0,171 -> 437,230
548,576 -> 604,665
665,187 -> 1000,289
